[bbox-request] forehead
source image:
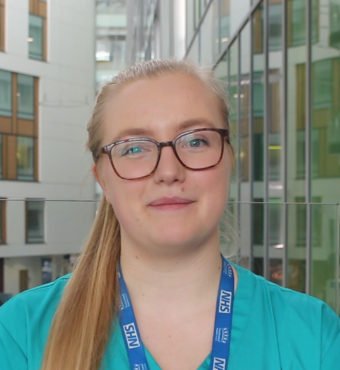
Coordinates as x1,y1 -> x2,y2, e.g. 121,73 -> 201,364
102,73 -> 223,142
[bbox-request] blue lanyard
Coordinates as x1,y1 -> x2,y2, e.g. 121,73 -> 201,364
118,255 -> 234,370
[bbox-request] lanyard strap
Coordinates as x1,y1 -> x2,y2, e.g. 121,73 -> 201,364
118,255 -> 234,370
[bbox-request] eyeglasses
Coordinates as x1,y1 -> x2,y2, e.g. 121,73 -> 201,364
100,128 -> 229,180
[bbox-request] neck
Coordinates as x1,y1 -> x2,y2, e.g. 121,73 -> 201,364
120,241 -> 223,307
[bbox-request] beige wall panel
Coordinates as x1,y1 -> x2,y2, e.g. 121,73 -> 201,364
254,118 -> 264,134
29,0 -> 36,14
34,78 -> 39,136
1,201 -> 6,243
17,120 -> 35,136
6,135 -> 17,179
38,1 -> 47,17
0,117 -> 12,133
0,4 -> 5,51
312,110 -> 329,129
34,137 -> 38,181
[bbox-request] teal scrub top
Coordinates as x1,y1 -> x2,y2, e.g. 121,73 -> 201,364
0,263 -> 340,370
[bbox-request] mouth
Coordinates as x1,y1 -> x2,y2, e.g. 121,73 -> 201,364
148,197 -> 195,210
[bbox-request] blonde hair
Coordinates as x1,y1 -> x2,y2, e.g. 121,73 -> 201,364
41,59 -> 231,370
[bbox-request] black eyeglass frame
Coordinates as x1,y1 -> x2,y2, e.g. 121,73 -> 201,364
100,128 -> 230,180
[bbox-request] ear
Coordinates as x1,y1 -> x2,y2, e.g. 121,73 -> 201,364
92,162 -> 107,194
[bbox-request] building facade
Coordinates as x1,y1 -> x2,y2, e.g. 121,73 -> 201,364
0,0 -> 96,297
126,0 -> 340,314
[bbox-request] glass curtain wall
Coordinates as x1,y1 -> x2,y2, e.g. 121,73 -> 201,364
184,0 -> 340,313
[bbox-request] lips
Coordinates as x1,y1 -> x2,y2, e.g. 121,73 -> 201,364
148,197 -> 194,207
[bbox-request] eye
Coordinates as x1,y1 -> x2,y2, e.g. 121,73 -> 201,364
178,134 -> 210,148
189,138 -> 208,147
122,145 -> 144,156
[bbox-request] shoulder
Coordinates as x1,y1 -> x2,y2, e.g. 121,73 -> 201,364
0,274 -> 71,320
0,275 -> 71,352
234,263 -> 333,315
233,263 -> 340,365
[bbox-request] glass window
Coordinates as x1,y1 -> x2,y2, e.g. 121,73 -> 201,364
290,0 -> 306,46
253,133 -> 264,181
253,199 -> 264,245
0,134 -> 2,179
240,22 -> 251,185
330,0 -> 340,48
26,200 -> 44,243
312,59 -> 332,110
221,0 -> 230,51
17,136 -> 35,181
0,70 -> 12,117
17,74 -> 35,120
253,72 -> 264,118
269,1 -> 282,51
296,130 -> 305,179
212,0 -> 220,60
0,5 -> 3,51
268,133 -> 281,181
199,3 -> 214,65
29,14 -> 44,60
289,0 -> 318,46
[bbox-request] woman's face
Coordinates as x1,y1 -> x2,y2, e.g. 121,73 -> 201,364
94,73 -> 232,255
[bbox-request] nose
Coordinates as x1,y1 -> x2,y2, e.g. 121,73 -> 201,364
152,144 -> 186,185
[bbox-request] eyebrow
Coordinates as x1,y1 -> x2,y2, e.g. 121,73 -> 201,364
111,118 -> 217,142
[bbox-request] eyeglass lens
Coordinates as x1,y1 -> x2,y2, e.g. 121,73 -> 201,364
110,130 -> 223,179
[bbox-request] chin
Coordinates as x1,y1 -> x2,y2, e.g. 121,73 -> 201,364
150,227 -> 208,252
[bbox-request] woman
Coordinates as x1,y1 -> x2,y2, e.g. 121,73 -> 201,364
0,59 -> 339,370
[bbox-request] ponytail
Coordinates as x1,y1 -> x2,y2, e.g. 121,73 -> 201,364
41,197 -> 121,370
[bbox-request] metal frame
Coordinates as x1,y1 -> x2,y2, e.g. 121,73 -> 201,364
237,35 -> 242,263
282,0 -> 288,288
249,14 -> 254,272
336,204 -> 340,314
305,0 -> 312,295
263,0 -> 269,281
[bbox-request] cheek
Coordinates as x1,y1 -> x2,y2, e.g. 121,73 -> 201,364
104,176 -> 146,229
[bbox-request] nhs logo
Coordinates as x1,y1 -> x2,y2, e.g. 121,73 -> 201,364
215,327 -> 229,344
133,365 -> 148,370
218,290 -> 232,313
120,293 -> 130,310
123,323 -> 140,349
223,263 -> 233,277
213,357 -> 226,370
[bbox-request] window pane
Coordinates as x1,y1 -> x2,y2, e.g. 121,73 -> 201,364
26,201 -> 44,243
0,70 -> 12,117
269,1 -> 282,51
221,0 -> 230,51
17,74 -> 35,120
17,136 -> 35,181
330,0 -> 340,49
29,15 -> 44,60
199,2 -> 214,65
0,6 -> 3,51
0,134 -> 2,179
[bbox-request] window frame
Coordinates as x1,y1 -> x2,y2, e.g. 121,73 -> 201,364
0,71 -> 39,182
0,199 -> 6,244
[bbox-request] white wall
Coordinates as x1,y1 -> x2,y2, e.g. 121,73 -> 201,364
0,1 -> 97,277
